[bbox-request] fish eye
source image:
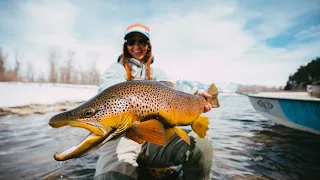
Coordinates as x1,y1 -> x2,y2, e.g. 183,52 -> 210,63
82,108 -> 96,118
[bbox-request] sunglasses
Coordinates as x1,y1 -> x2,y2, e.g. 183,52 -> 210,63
126,38 -> 149,46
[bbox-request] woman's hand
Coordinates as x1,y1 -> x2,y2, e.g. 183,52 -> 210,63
197,92 -> 212,113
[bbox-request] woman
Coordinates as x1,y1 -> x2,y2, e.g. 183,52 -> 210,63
94,24 -> 213,180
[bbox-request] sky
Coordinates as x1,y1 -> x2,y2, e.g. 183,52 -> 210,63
0,0 -> 319,87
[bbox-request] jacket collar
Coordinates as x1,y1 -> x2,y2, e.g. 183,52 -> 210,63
129,58 -> 143,68
117,54 -> 155,64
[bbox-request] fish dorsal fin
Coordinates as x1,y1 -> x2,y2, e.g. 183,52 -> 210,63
125,120 -> 167,146
174,127 -> 190,145
191,116 -> 209,138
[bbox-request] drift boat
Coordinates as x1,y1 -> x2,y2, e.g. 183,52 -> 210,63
247,86 -> 320,135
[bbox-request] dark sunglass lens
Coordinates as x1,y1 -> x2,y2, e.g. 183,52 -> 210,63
126,39 -> 135,46
138,39 -> 148,46
126,39 -> 148,46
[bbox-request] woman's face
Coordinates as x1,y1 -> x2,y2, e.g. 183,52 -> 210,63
126,33 -> 149,61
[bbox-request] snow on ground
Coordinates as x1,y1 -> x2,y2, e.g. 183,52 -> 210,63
0,81 -> 238,108
0,82 -> 99,107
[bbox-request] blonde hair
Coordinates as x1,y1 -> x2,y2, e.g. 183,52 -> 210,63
121,41 -> 152,80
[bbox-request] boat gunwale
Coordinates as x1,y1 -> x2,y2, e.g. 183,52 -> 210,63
247,93 -> 320,102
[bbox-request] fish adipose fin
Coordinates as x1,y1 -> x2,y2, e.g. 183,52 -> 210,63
206,83 -> 220,108
191,116 -> 209,138
174,127 -> 190,145
125,119 -> 167,146
160,81 -> 176,88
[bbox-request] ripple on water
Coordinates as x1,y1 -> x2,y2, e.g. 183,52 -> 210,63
1,96 -> 320,180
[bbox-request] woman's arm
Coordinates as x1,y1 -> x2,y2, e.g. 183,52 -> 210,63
151,68 -> 169,81
98,63 -> 127,93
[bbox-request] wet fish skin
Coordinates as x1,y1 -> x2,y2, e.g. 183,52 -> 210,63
49,80 -> 219,161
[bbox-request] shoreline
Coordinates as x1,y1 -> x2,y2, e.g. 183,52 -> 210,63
0,101 -> 84,116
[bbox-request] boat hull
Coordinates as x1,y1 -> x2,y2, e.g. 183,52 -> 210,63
248,95 -> 320,135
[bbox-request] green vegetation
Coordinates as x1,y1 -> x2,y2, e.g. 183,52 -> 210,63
284,57 -> 320,90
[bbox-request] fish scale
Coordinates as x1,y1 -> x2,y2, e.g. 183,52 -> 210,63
48,80 -> 219,161
99,81 -> 205,124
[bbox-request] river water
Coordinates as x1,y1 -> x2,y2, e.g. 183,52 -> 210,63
1,94 -> 320,180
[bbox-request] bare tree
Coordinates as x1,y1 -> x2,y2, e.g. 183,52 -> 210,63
80,71 -> 87,84
87,51 -> 100,85
60,66 -> 66,84
48,49 -> 59,83
0,47 -> 6,81
26,61 -> 34,82
13,50 -> 21,81
66,50 -> 75,84
59,50 -> 75,84
37,72 -> 46,83
71,69 -> 78,84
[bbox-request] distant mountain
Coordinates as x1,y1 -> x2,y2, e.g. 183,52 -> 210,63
175,80 -> 240,93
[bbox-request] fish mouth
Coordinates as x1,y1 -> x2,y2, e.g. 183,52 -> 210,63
49,114 -> 115,161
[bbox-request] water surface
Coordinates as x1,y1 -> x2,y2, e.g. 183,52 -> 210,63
1,95 -> 320,179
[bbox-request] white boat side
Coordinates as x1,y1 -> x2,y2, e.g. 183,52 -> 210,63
248,92 -> 320,102
247,92 -> 320,135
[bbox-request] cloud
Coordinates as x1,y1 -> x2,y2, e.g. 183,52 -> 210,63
0,0 -> 319,87
295,25 -> 320,41
1,0 -> 121,76
145,1 -> 320,86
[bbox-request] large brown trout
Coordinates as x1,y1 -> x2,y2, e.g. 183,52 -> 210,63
49,80 -> 219,161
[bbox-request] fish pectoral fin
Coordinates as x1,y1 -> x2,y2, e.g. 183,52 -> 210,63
191,116 -> 209,138
165,127 -> 175,141
125,128 -> 145,144
174,127 -> 190,145
126,119 -> 167,146
101,110 -> 137,128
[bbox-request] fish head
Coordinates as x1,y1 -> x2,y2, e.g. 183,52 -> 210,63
48,94 -> 130,161
49,104 -> 97,127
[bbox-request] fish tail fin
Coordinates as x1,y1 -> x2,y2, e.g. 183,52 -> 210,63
192,116 -> 209,138
206,83 -> 220,108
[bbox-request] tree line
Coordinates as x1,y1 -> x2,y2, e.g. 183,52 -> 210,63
0,47 -> 100,85
284,57 -> 320,90
236,85 -> 284,94
1,46 -> 318,92
236,57 -> 320,93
